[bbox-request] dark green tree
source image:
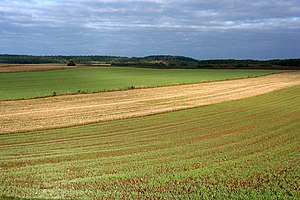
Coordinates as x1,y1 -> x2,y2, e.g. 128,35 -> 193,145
67,60 -> 76,66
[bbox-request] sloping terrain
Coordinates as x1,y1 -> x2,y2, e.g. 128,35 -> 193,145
1,72 -> 299,133
0,84 -> 299,199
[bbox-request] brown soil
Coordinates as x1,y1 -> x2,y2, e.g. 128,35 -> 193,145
0,64 -> 79,72
1,72 -> 300,134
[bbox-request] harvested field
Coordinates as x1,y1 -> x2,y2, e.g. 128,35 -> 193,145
0,84 -> 299,199
0,64 -> 79,73
1,72 -> 299,134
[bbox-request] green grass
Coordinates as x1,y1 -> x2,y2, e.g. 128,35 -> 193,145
0,67 -> 286,100
0,85 -> 299,199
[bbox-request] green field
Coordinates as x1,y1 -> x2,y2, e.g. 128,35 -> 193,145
0,67 -> 285,100
0,85 -> 299,199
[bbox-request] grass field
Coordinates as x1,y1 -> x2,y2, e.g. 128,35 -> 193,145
0,84 -> 299,199
0,67 -> 286,100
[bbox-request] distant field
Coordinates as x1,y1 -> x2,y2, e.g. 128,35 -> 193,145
0,67 -> 286,100
0,85 -> 299,199
0,64 -> 78,73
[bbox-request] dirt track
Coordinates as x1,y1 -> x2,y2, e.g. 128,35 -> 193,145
1,72 -> 300,134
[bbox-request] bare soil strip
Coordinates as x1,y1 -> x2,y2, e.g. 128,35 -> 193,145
1,72 -> 300,134
0,64 -> 79,73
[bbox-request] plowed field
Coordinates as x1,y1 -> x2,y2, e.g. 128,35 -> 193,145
0,64 -> 78,73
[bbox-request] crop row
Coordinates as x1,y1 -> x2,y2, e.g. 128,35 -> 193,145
0,85 -> 299,199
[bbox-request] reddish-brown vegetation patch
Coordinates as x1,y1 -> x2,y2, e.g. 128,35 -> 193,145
0,64 -> 79,73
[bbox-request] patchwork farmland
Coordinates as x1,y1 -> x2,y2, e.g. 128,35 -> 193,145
0,66 -> 299,199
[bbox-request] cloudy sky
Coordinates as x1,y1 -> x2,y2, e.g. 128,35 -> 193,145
0,0 -> 299,59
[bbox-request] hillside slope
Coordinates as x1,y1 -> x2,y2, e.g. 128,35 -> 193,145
0,84 -> 299,199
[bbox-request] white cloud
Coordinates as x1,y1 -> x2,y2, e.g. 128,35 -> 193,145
0,0 -> 299,58
1,0 -> 299,30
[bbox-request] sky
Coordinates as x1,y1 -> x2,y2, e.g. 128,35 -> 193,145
0,0 -> 299,59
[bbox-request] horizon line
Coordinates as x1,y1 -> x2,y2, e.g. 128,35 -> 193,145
0,54 -> 299,61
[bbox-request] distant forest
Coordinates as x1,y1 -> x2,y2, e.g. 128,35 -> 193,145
0,54 -> 299,69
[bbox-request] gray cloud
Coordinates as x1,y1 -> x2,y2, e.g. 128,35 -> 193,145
0,0 -> 299,59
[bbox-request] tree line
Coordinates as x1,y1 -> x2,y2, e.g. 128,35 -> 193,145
0,54 -> 299,69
